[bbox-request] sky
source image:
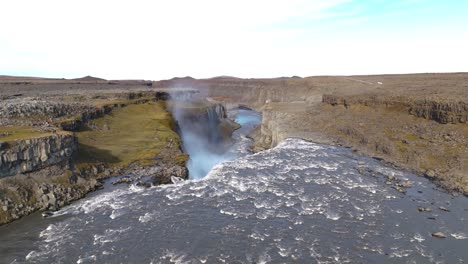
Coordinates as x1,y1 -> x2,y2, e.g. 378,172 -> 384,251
0,0 -> 467,80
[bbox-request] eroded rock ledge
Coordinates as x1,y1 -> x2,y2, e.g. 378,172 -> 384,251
322,94 -> 468,124
0,134 -> 76,177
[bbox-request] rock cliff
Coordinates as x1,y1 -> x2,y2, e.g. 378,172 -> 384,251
0,134 -> 77,178
322,94 -> 468,124
409,99 -> 468,124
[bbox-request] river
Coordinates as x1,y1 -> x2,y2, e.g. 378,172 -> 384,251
0,109 -> 467,263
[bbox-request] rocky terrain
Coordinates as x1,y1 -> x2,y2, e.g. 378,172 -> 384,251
0,78 -> 237,224
0,73 -> 466,225
155,73 -> 468,194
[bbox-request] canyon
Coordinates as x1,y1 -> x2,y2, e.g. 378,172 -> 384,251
153,74 -> 467,194
0,73 -> 467,263
0,73 -> 467,225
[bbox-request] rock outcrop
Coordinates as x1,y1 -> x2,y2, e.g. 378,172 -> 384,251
0,98 -> 92,119
0,134 -> 77,178
0,98 -> 93,126
173,100 -> 240,145
409,99 -> 468,124
0,169 -> 100,223
322,94 -> 468,124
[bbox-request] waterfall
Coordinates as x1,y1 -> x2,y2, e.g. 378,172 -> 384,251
168,96 -> 230,179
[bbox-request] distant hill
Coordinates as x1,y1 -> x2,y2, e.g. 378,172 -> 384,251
168,76 -> 195,81
207,76 -> 241,80
0,75 -> 57,81
72,75 -> 107,82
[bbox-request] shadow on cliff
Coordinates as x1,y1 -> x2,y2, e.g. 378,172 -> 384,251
75,143 -> 121,164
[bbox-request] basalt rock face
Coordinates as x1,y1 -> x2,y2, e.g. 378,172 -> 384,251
0,99 -> 91,119
204,103 -> 239,142
322,94 -> 468,124
175,101 -> 239,145
0,98 -> 93,126
320,94 -> 468,194
0,165 -> 100,224
0,134 -> 77,178
60,105 -> 115,131
157,77 -> 314,107
0,134 -> 91,224
409,100 -> 468,124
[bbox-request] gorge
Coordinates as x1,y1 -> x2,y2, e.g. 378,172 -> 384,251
0,74 -> 466,263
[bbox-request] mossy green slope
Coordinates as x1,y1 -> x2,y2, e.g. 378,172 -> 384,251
75,101 -> 187,170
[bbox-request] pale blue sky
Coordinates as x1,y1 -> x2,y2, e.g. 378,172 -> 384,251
0,0 -> 467,80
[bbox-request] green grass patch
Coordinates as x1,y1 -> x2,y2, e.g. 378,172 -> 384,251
404,133 -> 420,141
75,102 -> 183,169
0,126 -> 53,142
92,96 -> 155,108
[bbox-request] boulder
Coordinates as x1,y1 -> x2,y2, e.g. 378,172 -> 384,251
425,170 -> 436,178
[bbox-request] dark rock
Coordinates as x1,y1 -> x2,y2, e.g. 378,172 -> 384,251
95,181 -> 104,190
425,170 -> 436,178
136,181 -> 152,188
42,211 -> 54,218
